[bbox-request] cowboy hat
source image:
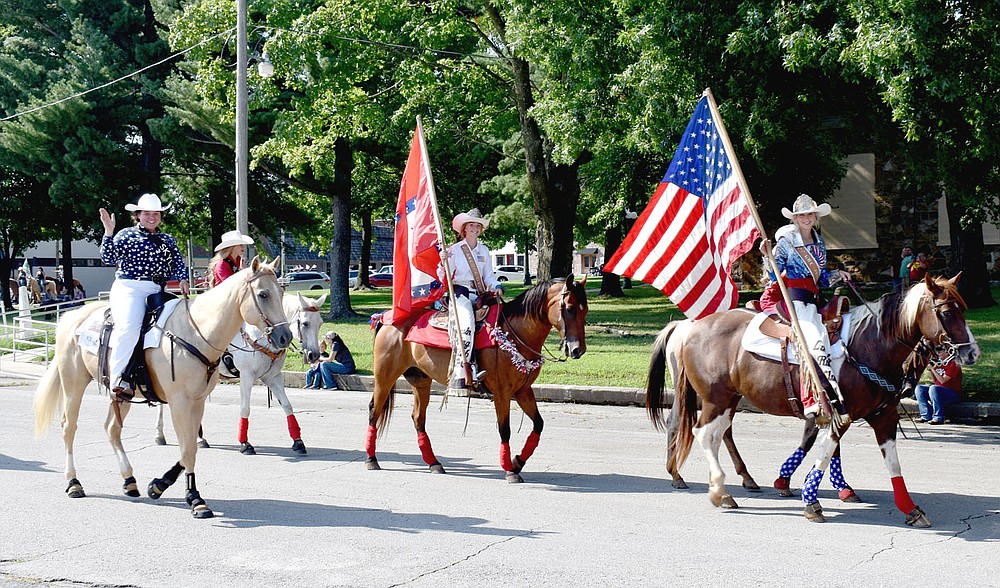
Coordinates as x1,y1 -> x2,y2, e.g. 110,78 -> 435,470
781,194 -> 831,219
452,208 -> 489,233
214,229 -> 254,252
125,193 -> 172,212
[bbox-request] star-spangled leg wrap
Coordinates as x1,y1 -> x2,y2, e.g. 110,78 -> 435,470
829,456 -> 847,491
779,448 -> 806,479
801,467 -> 825,504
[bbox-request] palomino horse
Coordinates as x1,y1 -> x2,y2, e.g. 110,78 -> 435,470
34,258 -> 292,518
366,276 -> 588,481
153,293 -> 326,455
646,274 -> 979,525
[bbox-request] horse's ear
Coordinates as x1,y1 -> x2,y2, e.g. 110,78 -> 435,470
566,274 -> 575,285
250,256 -> 261,272
580,274 -> 588,286
947,272 -> 963,286
267,257 -> 280,271
314,293 -> 328,308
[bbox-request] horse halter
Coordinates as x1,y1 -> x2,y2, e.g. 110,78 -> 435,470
923,291 -> 972,358
239,270 -> 290,339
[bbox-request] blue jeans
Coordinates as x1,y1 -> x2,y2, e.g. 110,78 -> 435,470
305,364 -> 322,388
318,361 -> 353,389
914,384 -> 960,421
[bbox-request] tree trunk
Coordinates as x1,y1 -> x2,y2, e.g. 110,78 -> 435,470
356,210 -> 373,289
599,225 -> 624,297
327,137 -> 357,319
945,197 -> 996,308
60,217 -> 74,296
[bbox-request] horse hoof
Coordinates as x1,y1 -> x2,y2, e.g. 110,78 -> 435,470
154,436 -> 167,446
506,471 -> 524,484
839,487 -> 862,503
198,439 -> 211,449
905,506 -> 932,528
743,480 -> 762,493
428,463 -> 446,474
65,478 -> 85,499
365,457 -> 381,471
147,479 -> 166,499
123,476 -> 140,498
804,501 -> 826,523
291,439 -> 307,454
671,479 -> 689,490
774,477 -> 795,497
191,504 -> 215,519
239,442 -> 256,455
713,494 -> 738,509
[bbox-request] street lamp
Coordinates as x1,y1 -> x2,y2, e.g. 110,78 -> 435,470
236,0 -> 249,237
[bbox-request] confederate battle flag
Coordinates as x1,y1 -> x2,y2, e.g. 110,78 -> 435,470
388,124 -> 445,324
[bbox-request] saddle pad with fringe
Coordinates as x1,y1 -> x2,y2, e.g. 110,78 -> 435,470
740,311 -> 850,365
405,305 -> 499,350
76,299 -> 182,357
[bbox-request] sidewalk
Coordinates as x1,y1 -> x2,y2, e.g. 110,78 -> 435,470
4,358 -> 998,423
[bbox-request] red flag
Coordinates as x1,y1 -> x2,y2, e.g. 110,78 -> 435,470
388,126 -> 444,324
604,96 -> 759,319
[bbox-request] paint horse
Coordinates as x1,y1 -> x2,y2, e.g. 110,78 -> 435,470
154,293 -> 326,455
367,276 -> 588,481
34,258 -> 292,518
646,274 -> 978,525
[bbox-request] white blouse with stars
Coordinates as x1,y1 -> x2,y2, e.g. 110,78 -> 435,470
100,226 -> 188,284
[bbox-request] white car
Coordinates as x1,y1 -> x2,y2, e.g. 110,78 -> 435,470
278,271 -> 331,292
349,270 -> 359,288
495,265 -> 533,283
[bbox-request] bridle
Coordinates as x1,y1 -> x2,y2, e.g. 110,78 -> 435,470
498,283 -> 578,363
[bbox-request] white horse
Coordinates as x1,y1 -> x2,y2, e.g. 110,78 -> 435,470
154,292 -> 326,455
34,258 -> 292,518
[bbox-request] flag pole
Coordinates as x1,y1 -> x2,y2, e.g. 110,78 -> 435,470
415,116 -> 471,386
702,89 -> 844,429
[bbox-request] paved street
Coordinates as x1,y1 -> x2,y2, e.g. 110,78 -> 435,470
1,380 -> 998,587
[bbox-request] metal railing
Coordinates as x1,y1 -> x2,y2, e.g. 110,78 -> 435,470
0,294 -> 108,379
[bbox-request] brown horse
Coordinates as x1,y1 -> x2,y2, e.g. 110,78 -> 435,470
366,276 -> 588,482
34,258 -> 292,518
646,274 -> 979,525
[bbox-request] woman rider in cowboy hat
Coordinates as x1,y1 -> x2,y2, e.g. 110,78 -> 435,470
758,194 -> 851,418
99,193 -> 189,398
207,229 -> 254,288
438,208 -> 504,392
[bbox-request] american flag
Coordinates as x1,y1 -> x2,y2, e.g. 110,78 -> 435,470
604,95 -> 759,319
388,125 -> 445,324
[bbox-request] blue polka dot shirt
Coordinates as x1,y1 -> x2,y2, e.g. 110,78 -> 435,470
101,226 -> 189,284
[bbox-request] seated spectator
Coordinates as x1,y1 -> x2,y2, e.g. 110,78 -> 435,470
306,331 -> 356,389
915,347 -> 962,425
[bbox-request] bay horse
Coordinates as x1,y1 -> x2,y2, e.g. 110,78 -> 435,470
646,274 -> 979,525
366,276 -> 588,482
34,258 -> 292,518
153,292 -> 326,455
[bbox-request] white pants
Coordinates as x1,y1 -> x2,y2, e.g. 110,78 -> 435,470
108,279 -> 163,386
792,300 -> 844,403
451,292 -> 477,375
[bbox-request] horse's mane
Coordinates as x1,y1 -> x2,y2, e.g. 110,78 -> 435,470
502,278 -> 586,322
848,277 -> 962,344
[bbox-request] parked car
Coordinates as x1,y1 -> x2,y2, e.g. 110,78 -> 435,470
166,274 -> 209,291
369,272 -> 393,288
494,265 -> 534,283
348,269 -> 359,288
278,271 -> 331,291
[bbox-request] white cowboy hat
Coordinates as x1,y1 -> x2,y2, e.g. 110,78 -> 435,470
781,194 -> 831,219
214,229 -> 254,252
125,193 -> 172,212
452,208 -> 489,233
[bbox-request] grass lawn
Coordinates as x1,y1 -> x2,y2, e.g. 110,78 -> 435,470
288,278 -> 1000,402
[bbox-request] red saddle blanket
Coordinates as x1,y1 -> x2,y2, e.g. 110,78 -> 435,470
404,305 -> 499,350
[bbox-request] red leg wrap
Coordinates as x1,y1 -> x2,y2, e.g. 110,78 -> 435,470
774,476 -> 790,490
365,425 -> 377,458
286,414 -> 301,440
891,476 -> 917,514
518,431 -> 541,463
417,432 -> 437,465
238,417 -> 249,444
500,442 -> 513,471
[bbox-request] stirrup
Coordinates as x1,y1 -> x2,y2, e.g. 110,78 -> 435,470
112,386 -> 134,402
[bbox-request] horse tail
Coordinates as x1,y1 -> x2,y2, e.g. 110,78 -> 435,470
34,363 -> 63,437
669,354 -> 697,472
646,321 -> 686,430
372,380 -> 396,435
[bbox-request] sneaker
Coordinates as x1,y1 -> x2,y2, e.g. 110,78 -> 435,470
914,417 -> 928,423
929,419 -> 944,425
